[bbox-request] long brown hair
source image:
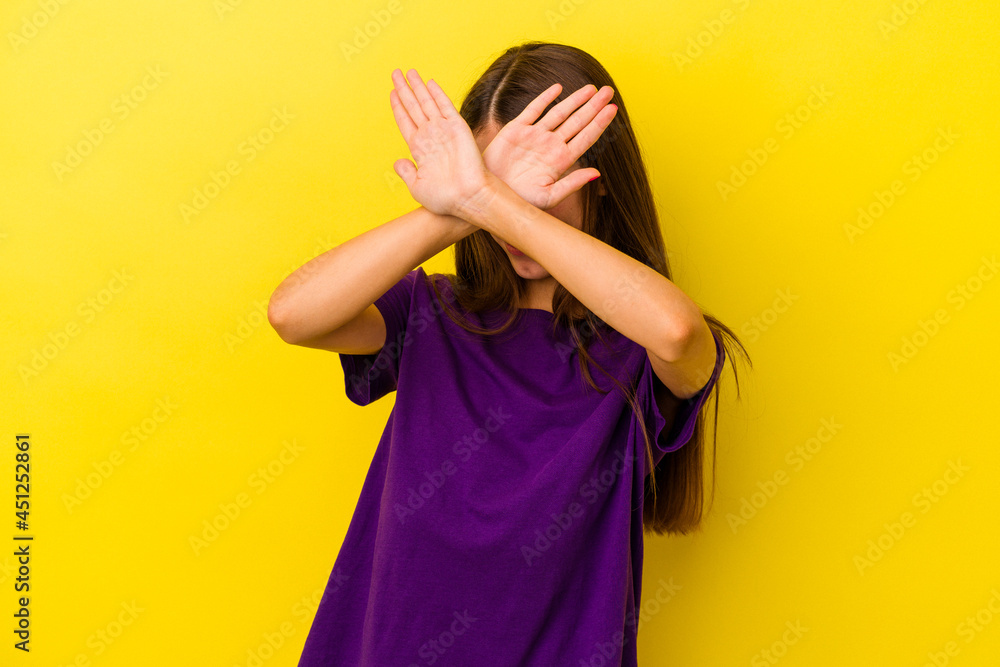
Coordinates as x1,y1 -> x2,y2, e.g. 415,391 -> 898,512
429,40 -> 751,535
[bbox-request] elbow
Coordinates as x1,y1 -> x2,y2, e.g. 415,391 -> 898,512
658,313 -> 706,363
267,299 -> 299,345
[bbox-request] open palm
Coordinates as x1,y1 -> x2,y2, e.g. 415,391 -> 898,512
482,82 -> 618,211
390,68 -> 492,219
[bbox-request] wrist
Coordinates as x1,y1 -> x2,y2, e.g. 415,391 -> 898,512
454,172 -> 504,228
418,205 -> 477,243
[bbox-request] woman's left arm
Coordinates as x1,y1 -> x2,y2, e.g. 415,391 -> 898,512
459,175 -> 717,399
389,67 -> 716,399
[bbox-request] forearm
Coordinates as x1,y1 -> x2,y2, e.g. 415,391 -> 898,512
457,175 -> 704,360
268,205 -> 475,343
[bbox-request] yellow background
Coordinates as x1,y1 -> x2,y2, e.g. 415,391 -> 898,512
3,0 -> 998,664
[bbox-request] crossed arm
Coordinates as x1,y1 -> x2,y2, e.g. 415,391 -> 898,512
269,69 -> 716,402
390,68 -> 717,400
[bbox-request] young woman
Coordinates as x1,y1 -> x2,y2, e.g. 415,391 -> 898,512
270,41 -> 749,667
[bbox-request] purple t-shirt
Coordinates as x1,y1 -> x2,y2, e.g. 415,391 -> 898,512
297,266 -> 725,666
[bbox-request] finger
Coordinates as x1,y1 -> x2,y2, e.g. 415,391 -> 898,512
536,83 -> 598,132
392,68 -> 428,126
426,78 -> 461,119
512,82 -> 562,126
556,85 -> 614,142
406,69 -> 441,121
565,102 -> 618,163
549,168 -> 601,206
393,158 -> 416,188
390,89 -> 417,145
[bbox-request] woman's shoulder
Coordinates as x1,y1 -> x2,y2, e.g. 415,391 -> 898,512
400,267 -> 458,303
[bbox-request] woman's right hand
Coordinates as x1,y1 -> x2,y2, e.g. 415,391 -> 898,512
481,82 -> 618,211
390,68 -> 495,221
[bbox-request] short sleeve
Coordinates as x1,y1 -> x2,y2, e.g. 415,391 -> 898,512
638,327 -> 725,459
338,267 -> 423,406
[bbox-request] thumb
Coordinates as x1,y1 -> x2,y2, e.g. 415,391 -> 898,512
551,168 -> 600,204
393,158 -> 416,189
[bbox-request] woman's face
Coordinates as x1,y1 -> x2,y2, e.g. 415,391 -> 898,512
474,121 -> 593,280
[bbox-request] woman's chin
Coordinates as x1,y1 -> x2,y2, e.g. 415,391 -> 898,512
510,260 -> 548,280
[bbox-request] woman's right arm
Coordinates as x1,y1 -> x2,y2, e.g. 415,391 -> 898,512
267,205 -> 475,352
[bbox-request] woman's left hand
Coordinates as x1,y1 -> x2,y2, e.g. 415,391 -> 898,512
482,82 -> 617,211
390,68 -> 491,219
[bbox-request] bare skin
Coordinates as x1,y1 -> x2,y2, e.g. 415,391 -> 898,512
390,68 -> 717,399
268,68 -> 715,402
473,119 -> 606,312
